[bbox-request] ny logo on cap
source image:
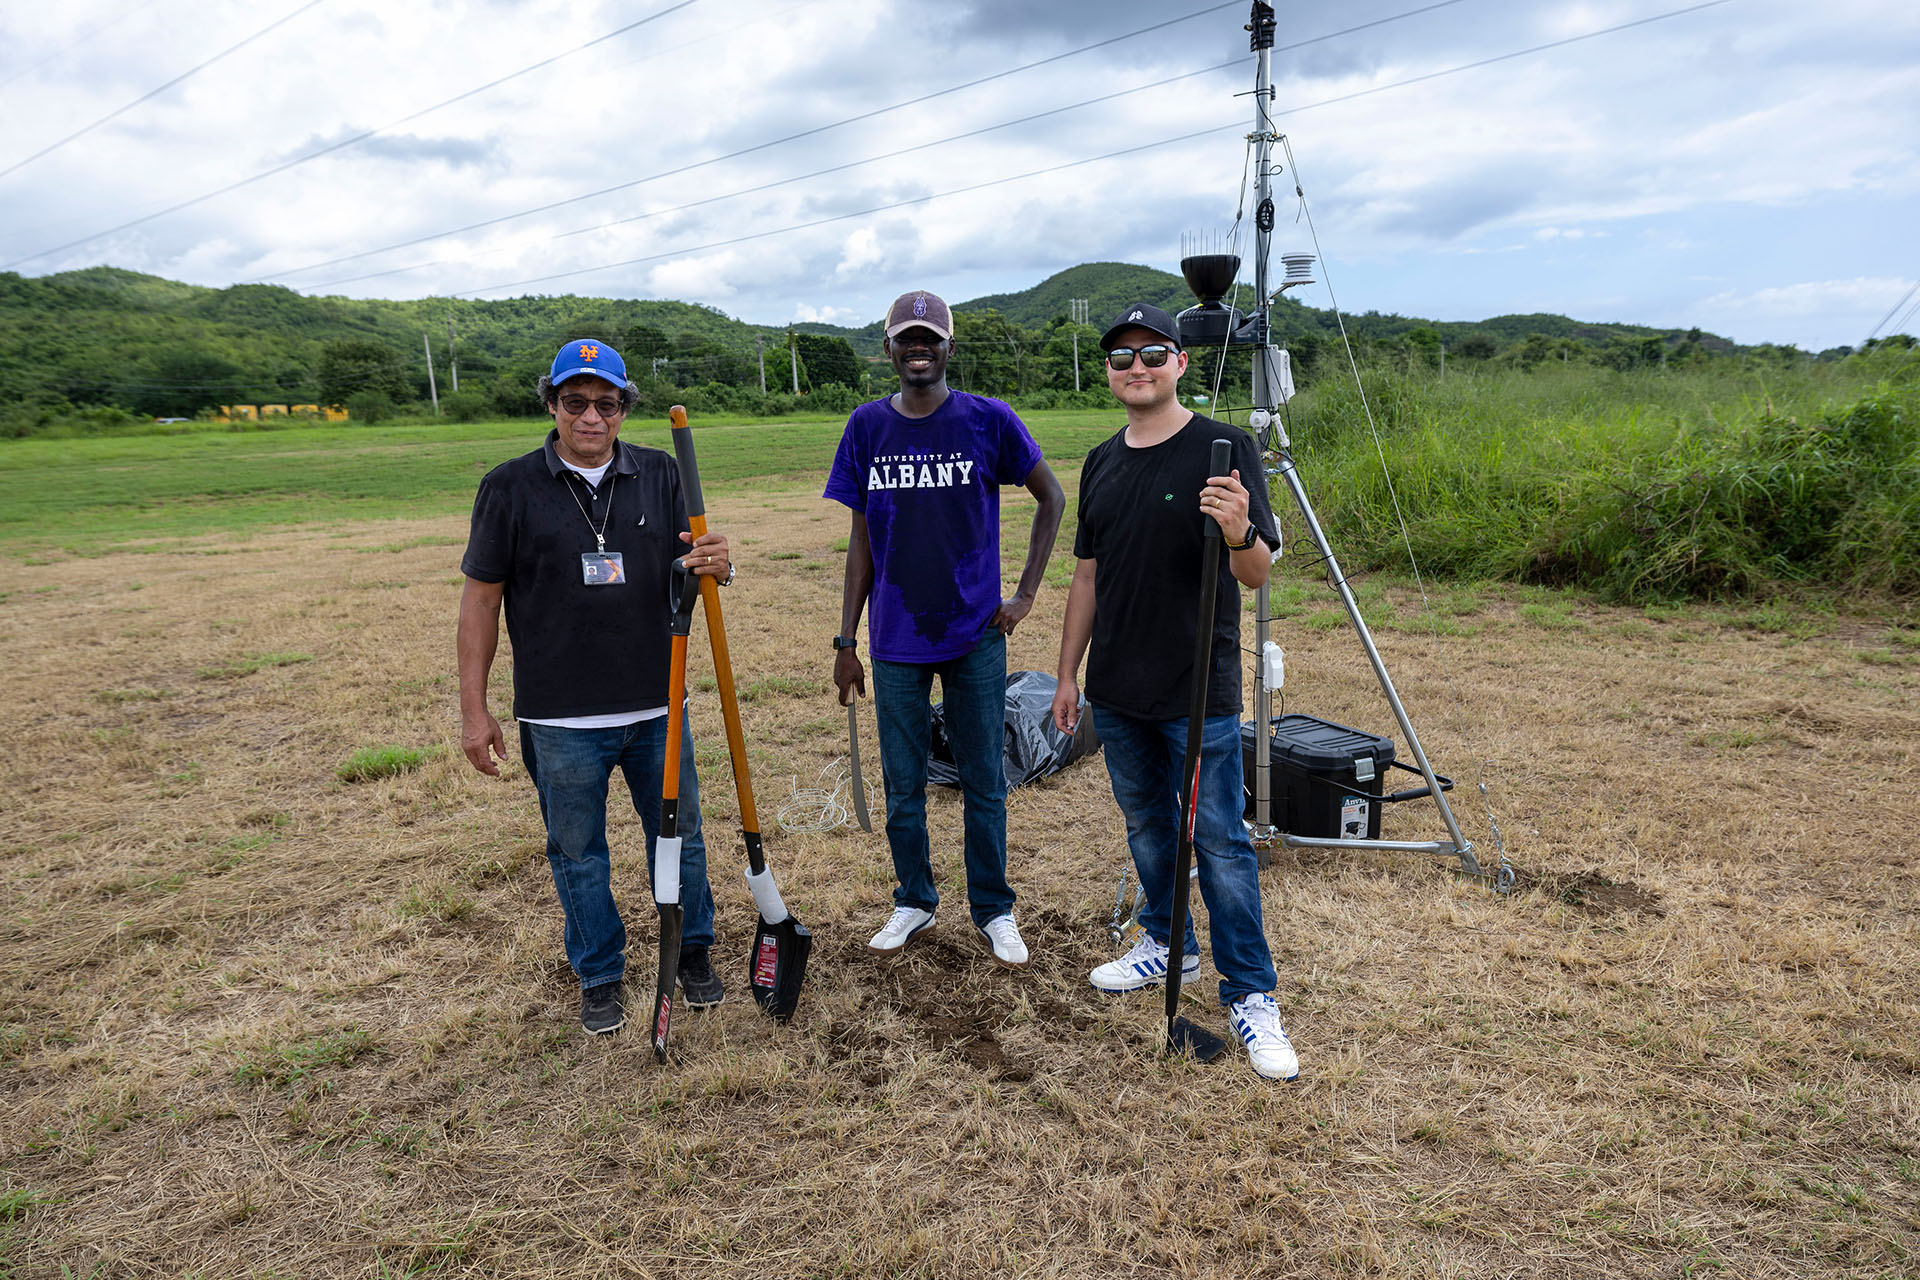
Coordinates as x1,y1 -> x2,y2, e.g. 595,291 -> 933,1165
913,294 -> 928,318
578,344 -> 600,361
1128,310 -> 1143,321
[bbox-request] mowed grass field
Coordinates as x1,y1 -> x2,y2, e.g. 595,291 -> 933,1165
2,411 -> 1918,1278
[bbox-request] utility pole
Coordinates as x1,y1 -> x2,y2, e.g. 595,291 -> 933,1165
423,333 -> 439,415
1439,342 -> 1445,380
757,334 -> 766,395
447,316 -> 458,392
789,332 -> 800,395
1068,297 -> 1090,392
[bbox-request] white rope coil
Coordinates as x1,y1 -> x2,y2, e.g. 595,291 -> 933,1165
773,759 -> 874,833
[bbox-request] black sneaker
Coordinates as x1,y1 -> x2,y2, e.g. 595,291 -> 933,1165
580,982 -> 625,1035
678,946 -> 725,1010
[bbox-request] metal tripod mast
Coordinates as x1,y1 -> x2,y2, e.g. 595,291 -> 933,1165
1238,1 -> 1485,879
1246,3 -> 1278,835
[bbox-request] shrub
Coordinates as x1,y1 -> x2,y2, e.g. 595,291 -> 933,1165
345,390 -> 393,423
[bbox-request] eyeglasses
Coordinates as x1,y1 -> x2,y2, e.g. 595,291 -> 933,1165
559,395 -> 625,418
1105,345 -> 1177,370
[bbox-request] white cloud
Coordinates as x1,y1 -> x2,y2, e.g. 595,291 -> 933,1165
793,303 -> 861,325
834,227 -> 884,277
1,0 -> 1916,350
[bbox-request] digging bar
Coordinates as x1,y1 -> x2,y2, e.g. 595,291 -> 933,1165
1163,439 -> 1235,1065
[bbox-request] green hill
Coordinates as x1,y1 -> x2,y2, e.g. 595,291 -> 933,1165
1,261 -> 1764,425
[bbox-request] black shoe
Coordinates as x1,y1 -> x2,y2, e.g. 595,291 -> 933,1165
581,982 -> 625,1035
678,946 -> 725,1010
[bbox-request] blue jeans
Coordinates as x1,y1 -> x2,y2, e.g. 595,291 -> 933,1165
519,715 -> 714,992
1091,705 -> 1277,1006
871,630 -> 1012,928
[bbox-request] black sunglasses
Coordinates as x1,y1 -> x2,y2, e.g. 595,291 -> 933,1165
558,395 -> 625,418
1106,344 -> 1177,370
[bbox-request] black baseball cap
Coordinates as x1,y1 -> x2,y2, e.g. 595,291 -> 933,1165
1100,302 -> 1181,349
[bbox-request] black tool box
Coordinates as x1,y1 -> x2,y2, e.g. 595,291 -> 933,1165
1241,713 -> 1445,840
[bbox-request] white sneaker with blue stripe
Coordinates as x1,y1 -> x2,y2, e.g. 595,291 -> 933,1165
1228,992 -> 1300,1081
1089,934 -> 1201,993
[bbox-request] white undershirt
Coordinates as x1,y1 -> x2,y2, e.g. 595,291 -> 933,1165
521,455 -> 667,729
520,706 -> 666,729
563,458 -> 612,487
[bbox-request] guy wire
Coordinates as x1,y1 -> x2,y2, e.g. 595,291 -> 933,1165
1278,133 -> 1511,866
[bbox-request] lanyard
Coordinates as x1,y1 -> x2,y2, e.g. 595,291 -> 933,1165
563,471 -> 617,553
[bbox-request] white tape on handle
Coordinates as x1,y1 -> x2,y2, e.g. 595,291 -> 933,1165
653,836 -> 682,905
743,866 -> 788,924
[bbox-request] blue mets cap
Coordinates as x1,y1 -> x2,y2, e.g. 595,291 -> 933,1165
549,338 -> 629,389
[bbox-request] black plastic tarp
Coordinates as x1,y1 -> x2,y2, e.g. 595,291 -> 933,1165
928,670 -> 1102,790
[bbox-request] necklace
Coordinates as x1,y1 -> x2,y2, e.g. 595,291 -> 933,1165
563,470 -> 617,553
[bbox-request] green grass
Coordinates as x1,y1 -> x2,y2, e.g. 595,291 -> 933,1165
337,745 -> 434,782
0,411 -> 1120,558
7,365 -> 1915,604
1280,353 -> 1919,601
231,1027 -> 378,1089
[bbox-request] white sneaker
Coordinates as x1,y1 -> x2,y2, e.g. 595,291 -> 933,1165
1228,992 -> 1300,1081
977,913 -> 1029,968
867,906 -> 934,955
1089,934 -> 1201,993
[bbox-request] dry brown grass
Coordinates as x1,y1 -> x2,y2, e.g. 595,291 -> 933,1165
3,479 -> 1918,1279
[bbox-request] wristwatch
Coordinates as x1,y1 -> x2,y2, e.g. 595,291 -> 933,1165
1226,524 -> 1261,552
831,635 -> 858,650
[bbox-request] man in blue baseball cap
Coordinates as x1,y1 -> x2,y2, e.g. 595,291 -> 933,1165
458,338 -> 735,1036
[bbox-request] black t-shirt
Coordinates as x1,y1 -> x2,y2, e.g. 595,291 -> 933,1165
461,430 -> 689,720
1073,413 -> 1279,722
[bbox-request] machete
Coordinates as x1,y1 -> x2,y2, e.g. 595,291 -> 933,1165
669,406 -> 814,1024
651,560 -> 702,1064
846,690 -> 872,832
1163,439 -> 1236,1065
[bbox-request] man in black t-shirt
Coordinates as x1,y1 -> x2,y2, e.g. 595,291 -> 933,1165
1050,303 -> 1300,1081
457,338 -> 735,1037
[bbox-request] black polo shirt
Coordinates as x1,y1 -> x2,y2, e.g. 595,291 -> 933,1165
462,429 -> 689,720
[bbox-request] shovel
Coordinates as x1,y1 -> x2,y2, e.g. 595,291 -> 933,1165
669,406 -> 813,1023
1163,439 -> 1236,1065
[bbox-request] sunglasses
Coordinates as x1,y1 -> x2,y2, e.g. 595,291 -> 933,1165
1105,344 -> 1177,370
559,395 -> 625,418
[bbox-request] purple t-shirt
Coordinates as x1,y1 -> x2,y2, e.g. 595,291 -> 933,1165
824,391 -> 1042,663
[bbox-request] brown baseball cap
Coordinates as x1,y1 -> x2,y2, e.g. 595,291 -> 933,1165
884,290 -> 952,341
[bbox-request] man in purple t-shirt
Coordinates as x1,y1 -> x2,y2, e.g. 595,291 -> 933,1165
824,289 -> 1064,968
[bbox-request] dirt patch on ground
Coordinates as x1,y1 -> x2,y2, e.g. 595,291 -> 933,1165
1512,867 -> 1665,917
3,484 -> 1918,1278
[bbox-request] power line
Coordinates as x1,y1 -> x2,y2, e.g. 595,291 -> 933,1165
298,0 -> 1478,291
0,0 -> 702,270
1863,279 -> 1920,346
253,1 -> 1249,284
439,0 -> 1734,300
0,0 -> 329,182
308,62 -> 1247,290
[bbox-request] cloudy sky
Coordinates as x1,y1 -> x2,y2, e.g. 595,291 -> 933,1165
1,0 -> 1914,350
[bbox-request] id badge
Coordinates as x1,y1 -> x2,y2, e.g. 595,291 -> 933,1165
581,551 -> 626,586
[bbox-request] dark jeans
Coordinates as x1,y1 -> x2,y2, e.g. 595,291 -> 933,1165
520,715 -> 714,991
871,630 -> 1012,928
1091,705 -> 1277,1006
